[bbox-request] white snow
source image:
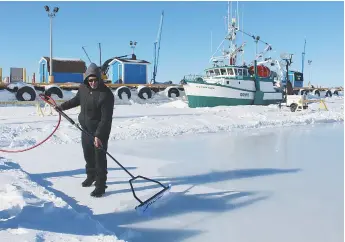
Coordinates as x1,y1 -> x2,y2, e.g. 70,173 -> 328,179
0,90 -> 18,102
52,57 -> 84,62
0,89 -> 343,242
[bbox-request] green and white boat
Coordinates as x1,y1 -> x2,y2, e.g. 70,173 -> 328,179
182,3 -> 283,108
182,62 -> 283,108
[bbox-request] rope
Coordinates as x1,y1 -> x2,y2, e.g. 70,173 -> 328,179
0,94 -> 61,153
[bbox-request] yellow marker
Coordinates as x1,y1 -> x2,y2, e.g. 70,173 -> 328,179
319,100 -> 328,111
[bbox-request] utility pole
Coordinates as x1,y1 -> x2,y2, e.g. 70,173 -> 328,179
308,60 -> 312,84
44,5 -> 59,84
301,38 -> 306,75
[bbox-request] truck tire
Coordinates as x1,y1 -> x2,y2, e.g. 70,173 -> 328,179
116,86 -> 131,100
137,87 -> 152,99
16,86 -> 36,101
290,103 -> 298,112
167,87 -> 180,98
44,86 -> 63,99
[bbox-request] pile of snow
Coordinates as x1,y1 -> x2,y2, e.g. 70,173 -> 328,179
0,95 -> 342,147
61,89 -> 78,100
307,91 -> 343,99
52,57 -> 83,62
0,90 -> 17,102
0,157 -> 123,241
60,89 -> 187,106
114,90 -> 186,106
158,99 -> 189,108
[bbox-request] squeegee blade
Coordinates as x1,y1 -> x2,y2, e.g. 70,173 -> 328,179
135,184 -> 172,216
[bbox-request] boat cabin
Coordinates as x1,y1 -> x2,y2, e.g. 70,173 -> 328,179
205,66 -> 251,78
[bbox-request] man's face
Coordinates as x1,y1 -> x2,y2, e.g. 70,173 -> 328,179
88,77 -> 99,89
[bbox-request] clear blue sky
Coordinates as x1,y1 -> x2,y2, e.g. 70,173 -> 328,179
0,1 -> 343,87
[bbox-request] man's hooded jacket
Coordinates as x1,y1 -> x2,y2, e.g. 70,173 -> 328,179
59,63 -> 115,140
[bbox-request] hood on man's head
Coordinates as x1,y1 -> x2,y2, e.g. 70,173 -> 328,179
84,63 -> 103,85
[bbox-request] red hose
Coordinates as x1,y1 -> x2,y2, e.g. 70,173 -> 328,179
0,94 -> 61,153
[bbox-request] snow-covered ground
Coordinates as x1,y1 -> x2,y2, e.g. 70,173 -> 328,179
0,90 -> 343,242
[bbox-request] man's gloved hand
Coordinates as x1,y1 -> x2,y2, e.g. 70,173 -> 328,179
94,137 -> 103,148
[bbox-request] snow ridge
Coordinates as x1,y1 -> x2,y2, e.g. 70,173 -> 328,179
0,157 -> 124,242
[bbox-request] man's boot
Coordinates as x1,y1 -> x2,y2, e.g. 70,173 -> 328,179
91,174 -> 107,197
82,175 -> 95,187
90,185 -> 107,197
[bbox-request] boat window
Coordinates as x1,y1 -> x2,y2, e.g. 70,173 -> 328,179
234,68 -> 238,75
214,69 -> 220,75
243,69 -> 248,76
238,69 -> 243,76
209,70 -> 215,76
220,69 -> 227,75
206,71 -> 210,77
227,68 -> 234,75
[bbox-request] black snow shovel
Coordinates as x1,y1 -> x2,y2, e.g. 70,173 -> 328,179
39,94 -> 171,214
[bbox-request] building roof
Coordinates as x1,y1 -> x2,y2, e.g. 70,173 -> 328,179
40,57 -> 87,73
108,57 -> 150,66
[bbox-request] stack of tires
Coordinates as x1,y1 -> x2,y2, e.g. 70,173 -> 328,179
6,82 -> 37,101
6,82 -> 64,102
113,85 -> 183,100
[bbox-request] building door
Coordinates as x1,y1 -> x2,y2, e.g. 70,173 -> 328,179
118,64 -> 123,83
42,64 -> 45,83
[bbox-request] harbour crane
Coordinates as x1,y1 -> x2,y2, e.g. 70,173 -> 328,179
151,11 -> 164,84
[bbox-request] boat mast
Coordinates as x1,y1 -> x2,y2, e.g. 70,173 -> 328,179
210,1 -> 244,66
227,1 -> 237,65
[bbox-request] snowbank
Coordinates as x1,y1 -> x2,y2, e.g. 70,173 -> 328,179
0,90 -> 17,102
113,90 -> 186,106
0,91 -> 343,146
0,157 -> 124,242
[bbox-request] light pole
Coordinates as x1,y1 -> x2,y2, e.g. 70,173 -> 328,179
44,5 -> 59,84
130,41 -> 137,56
308,60 -> 312,84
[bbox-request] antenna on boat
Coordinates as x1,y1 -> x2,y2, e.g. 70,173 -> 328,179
228,1 -> 230,33
237,1 -> 239,33
242,3 -> 245,65
211,31 -> 213,53
210,1 -> 245,66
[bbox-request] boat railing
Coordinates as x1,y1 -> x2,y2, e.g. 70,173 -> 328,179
182,74 -> 205,83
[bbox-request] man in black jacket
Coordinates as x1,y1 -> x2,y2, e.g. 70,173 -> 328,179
57,63 -> 115,197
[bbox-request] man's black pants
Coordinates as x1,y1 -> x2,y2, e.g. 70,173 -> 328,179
81,131 -> 108,188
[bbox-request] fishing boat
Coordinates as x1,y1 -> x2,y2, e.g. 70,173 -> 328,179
182,2 -> 283,108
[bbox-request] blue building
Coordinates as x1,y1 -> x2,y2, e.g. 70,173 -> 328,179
281,70 -> 304,88
38,57 -> 86,83
107,55 -> 150,84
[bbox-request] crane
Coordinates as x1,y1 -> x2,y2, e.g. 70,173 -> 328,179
151,11 -> 164,84
82,44 -> 130,81
301,38 -> 306,75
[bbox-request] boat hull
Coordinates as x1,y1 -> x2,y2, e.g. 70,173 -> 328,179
184,81 -> 282,108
